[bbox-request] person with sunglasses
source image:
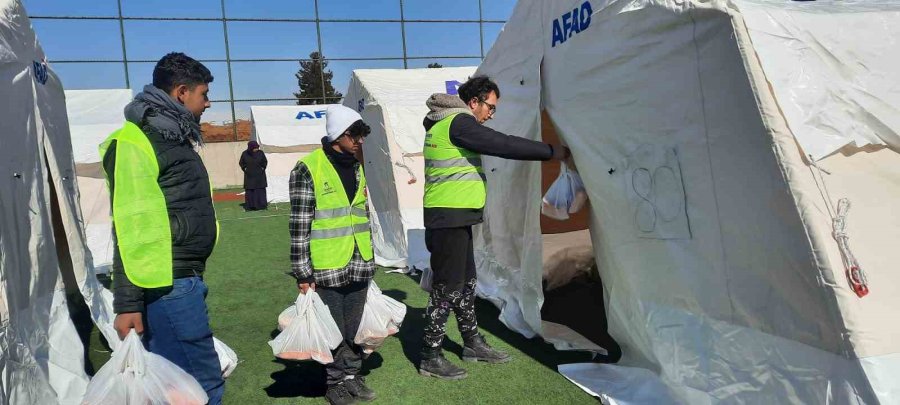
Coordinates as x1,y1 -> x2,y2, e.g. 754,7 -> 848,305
288,104 -> 379,404
418,76 -> 570,380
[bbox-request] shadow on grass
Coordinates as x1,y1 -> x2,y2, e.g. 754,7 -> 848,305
264,327 -> 388,399
393,272 -> 615,372
265,358 -> 327,399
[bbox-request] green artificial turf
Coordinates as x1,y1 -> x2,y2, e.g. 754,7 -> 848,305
81,201 -> 598,404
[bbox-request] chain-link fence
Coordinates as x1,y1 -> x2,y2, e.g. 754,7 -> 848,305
27,0 -> 511,141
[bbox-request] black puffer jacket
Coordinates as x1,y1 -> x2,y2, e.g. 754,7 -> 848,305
106,118 -> 218,313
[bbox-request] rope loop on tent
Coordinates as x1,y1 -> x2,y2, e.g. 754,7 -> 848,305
831,198 -> 869,297
809,155 -> 869,298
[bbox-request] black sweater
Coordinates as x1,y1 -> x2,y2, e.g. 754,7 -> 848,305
423,114 -> 554,229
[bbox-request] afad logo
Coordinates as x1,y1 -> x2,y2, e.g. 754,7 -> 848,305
445,80 -> 462,95
296,110 -> 326,120
33,60 -> 49,85
551,1 -> 593,48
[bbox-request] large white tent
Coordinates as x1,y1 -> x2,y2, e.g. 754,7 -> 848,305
475,0 -> 900,403
250,104 -> 335,204
1,1 -> 120,402
342,67 -> 477,269
65,89 -> 132,274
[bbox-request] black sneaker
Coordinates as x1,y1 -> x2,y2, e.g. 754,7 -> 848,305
325,383 -> 358,405
418,347 -> 468,380
344,376 -> 376,402
462,334 -> 511,364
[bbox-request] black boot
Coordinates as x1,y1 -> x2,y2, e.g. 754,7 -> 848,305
344,376 -> 376,402
325,382 -> 358,405
418,347 -> 468,380
463,334 -> 511,364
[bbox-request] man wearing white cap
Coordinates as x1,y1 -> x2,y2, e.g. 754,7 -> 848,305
289,104 -> 376,405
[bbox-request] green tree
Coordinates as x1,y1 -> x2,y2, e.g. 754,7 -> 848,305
293,51 -> 342,105
427,62 -> 444,68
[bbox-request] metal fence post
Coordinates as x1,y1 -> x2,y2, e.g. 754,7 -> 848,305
116,0 -> 130,88
220,0 -> 238,141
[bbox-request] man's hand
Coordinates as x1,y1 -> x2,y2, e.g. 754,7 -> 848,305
114,312 -> 144,340
551,144 -> 571,161
298,282 -> 316,294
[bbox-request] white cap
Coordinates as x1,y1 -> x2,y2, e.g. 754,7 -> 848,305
325,105 -> 363,142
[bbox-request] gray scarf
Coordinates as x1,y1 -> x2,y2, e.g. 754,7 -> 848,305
124,85 -> 203,145
425,93 -> 474,122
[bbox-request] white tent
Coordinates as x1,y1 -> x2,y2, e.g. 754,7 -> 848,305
65,89 -> 132,274
475,0 -> 900,403
1,1 -> 120,402
250,104 -> 335,204
342,67 -> 477,269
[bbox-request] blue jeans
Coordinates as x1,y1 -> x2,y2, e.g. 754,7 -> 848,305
144,276 -> 224,405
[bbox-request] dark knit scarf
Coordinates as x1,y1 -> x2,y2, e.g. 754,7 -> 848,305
124,84 -> 204,145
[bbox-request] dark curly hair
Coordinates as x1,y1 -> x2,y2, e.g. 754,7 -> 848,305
345,119 -> 371,138
152,52 -> 214,93
457,75 -> 501,103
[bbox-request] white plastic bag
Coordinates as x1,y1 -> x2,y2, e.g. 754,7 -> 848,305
268,291 -> 343,364
355,281 -> 407,353
541,162 -> 587,220
213,337 -> 238,378
82,330 -> 209,405
419,267 -> 433,293
276,304 -> 295,332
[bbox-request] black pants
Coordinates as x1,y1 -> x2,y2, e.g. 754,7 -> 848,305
317,281 -> 368,385
422,226 -> 479,348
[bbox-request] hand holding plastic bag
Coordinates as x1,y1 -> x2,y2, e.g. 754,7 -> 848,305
82,330 -> 208,405
355,281 -> 407,353
542,161 -> 588,220
269,291 -> 343,364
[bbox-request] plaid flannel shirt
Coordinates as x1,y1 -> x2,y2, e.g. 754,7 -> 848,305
289,158 -> 375,288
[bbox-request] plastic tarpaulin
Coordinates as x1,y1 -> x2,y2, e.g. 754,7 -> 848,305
343,67 -> 476,269
1,1 -> 118,402
737,0 -> 900,161
475,0 -> 900,403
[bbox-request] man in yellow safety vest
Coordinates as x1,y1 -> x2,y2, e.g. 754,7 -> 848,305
418,76 -> 571,380
101,52 -> 224,403
290,104 -> 377,405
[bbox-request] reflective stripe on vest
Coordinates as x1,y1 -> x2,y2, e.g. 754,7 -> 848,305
301,149 -> 374,270
98,121 -> 173,288
423,113 -> 486,209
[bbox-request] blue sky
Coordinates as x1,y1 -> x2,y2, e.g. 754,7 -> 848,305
23,0 -> 515,124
